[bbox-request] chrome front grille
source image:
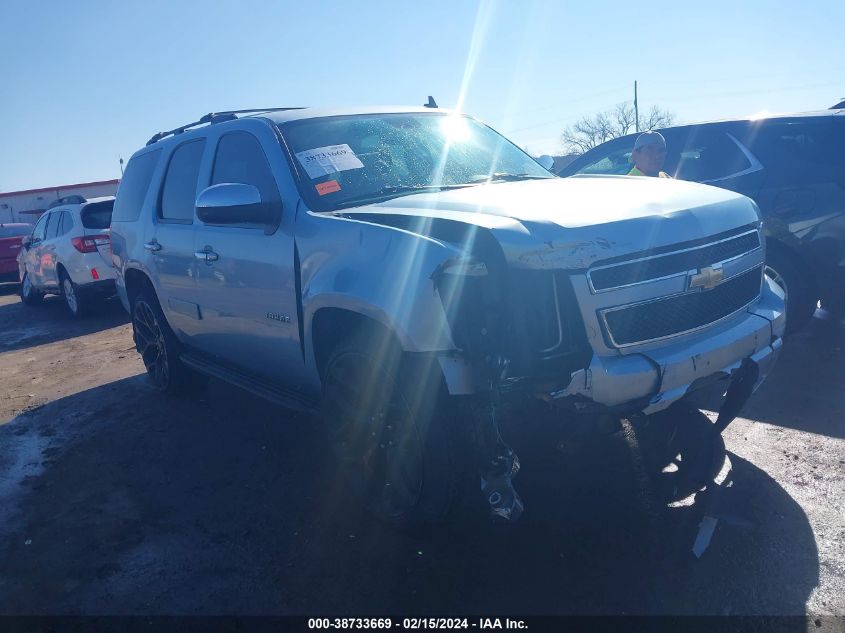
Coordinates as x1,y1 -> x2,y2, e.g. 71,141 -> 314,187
588,229 -> 761,292
583,227 -> 765,349
600,266 -> 763,347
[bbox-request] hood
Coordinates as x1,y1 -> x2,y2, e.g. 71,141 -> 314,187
340,175 -> 761,269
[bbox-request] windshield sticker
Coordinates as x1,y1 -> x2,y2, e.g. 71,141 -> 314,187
295,144 -> 364,179
316,180 -> 341,196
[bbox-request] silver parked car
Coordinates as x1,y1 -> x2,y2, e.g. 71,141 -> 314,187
18,196 -> 116,317
111,106 -> 785,525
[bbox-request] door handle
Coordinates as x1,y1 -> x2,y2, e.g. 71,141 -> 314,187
194,248 -> 219,262
144,241 -> 162,252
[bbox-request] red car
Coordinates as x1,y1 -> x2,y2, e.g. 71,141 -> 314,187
0,223 -> 32,282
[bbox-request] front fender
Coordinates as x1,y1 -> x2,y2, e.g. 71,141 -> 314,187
299,211 -> 461,354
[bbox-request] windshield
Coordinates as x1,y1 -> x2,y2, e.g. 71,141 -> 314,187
279,112 -> 554,211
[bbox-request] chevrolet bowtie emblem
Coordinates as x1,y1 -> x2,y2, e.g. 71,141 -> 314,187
689,265 -> 725,290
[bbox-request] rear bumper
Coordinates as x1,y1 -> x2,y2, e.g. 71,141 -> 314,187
77,278 -> 116,297
548,275 -> 785,417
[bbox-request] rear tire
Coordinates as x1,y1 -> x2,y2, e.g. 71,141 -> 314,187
59,270 -> 88,318
321,331 -> 459,525
765,247 -> 815,335
132,286 -> 195,395
19,272 -> 43,305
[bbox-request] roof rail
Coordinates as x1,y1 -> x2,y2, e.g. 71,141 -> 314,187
145,107 -> 306,146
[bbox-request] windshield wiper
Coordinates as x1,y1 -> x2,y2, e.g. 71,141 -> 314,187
332,183 -> 474,208
469,172 -> 554,183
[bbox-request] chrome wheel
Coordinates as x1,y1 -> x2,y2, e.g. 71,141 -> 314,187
133,298 -> 170,390
62,277 -> 78,314
323,352 -> 424,521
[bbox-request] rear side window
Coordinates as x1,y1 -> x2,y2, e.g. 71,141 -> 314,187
46,212 -> 61,240
749,121 -> 845,181
112,149 -> 161,222
59,211 -> 73,235
0,225 -> 31,238
81,200 -> 114,229
160,140 -> 206,223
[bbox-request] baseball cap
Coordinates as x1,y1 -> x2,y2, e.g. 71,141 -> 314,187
633,131 -> 667,151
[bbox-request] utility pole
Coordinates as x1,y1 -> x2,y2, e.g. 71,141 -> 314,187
634,80 -> 639,133
119,157 -> 124,177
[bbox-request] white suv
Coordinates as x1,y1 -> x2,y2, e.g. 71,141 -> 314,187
18,196 -> 116,317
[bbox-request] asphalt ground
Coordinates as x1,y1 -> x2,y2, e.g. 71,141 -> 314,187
0,282 -> 843,618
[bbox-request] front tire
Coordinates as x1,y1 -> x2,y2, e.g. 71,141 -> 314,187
321,332 -> 459,525
765,247 -> 815,335
637,406 -> 726,504
19,272 -> 43,305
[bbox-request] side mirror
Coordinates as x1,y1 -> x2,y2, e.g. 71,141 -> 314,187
195,183 -> 278,226
21,235 -> 32,249
537,155 -> 555,172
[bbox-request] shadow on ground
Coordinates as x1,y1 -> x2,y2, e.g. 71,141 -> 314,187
0,281 -> 21,297
0,294 -> 129,353
0,373 -> 818,617
744,312 -> 845,439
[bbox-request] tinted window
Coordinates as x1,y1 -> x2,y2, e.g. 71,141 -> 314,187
112,149 -> 161,222
81,200 -> 114,229
46,212 -> 61,240
59,211 -> 73,235
160,140 -> 205,222
672,130 -> 751,182
0,225 -> 32,238
212,133 -> 281,204
31,214 -> 49,241
748,121 -> 845,179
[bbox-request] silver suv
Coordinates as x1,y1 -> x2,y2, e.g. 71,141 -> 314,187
18,196 -> 116,317
111,106 -> 785,525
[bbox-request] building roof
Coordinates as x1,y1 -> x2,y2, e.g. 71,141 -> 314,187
0,178 -> 120,198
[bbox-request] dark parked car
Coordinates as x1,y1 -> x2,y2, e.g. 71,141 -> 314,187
0,223 -> 32,282
558,110 -> 845,332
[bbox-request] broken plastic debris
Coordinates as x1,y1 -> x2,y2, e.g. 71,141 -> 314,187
692,516 -> 718,558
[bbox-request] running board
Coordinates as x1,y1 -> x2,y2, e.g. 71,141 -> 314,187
179,352 -> 319,415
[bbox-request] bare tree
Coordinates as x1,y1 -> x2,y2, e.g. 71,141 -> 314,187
561,102 -> 675,155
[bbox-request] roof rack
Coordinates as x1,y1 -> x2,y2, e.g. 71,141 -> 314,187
47,195 -> 87,209
145,107 -> 306,146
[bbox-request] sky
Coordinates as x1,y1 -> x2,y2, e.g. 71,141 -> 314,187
2,0 -> 843,192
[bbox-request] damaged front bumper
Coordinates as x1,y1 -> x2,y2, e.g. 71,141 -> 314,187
548,275 -> 785,420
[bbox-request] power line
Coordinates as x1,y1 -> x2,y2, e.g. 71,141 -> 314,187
651,79 -> 845,104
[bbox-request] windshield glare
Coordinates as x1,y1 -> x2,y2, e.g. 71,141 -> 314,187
279,113 -> 553,210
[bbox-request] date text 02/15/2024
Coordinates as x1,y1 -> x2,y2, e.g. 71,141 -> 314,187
307,618 -> 528,630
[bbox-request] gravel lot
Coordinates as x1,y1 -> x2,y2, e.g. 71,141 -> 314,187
0,282 -> 843,617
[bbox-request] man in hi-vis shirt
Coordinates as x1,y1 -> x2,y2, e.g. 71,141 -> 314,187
628,131 -> 672,178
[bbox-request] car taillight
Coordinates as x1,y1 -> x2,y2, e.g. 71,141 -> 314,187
71,235 -> 110,253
